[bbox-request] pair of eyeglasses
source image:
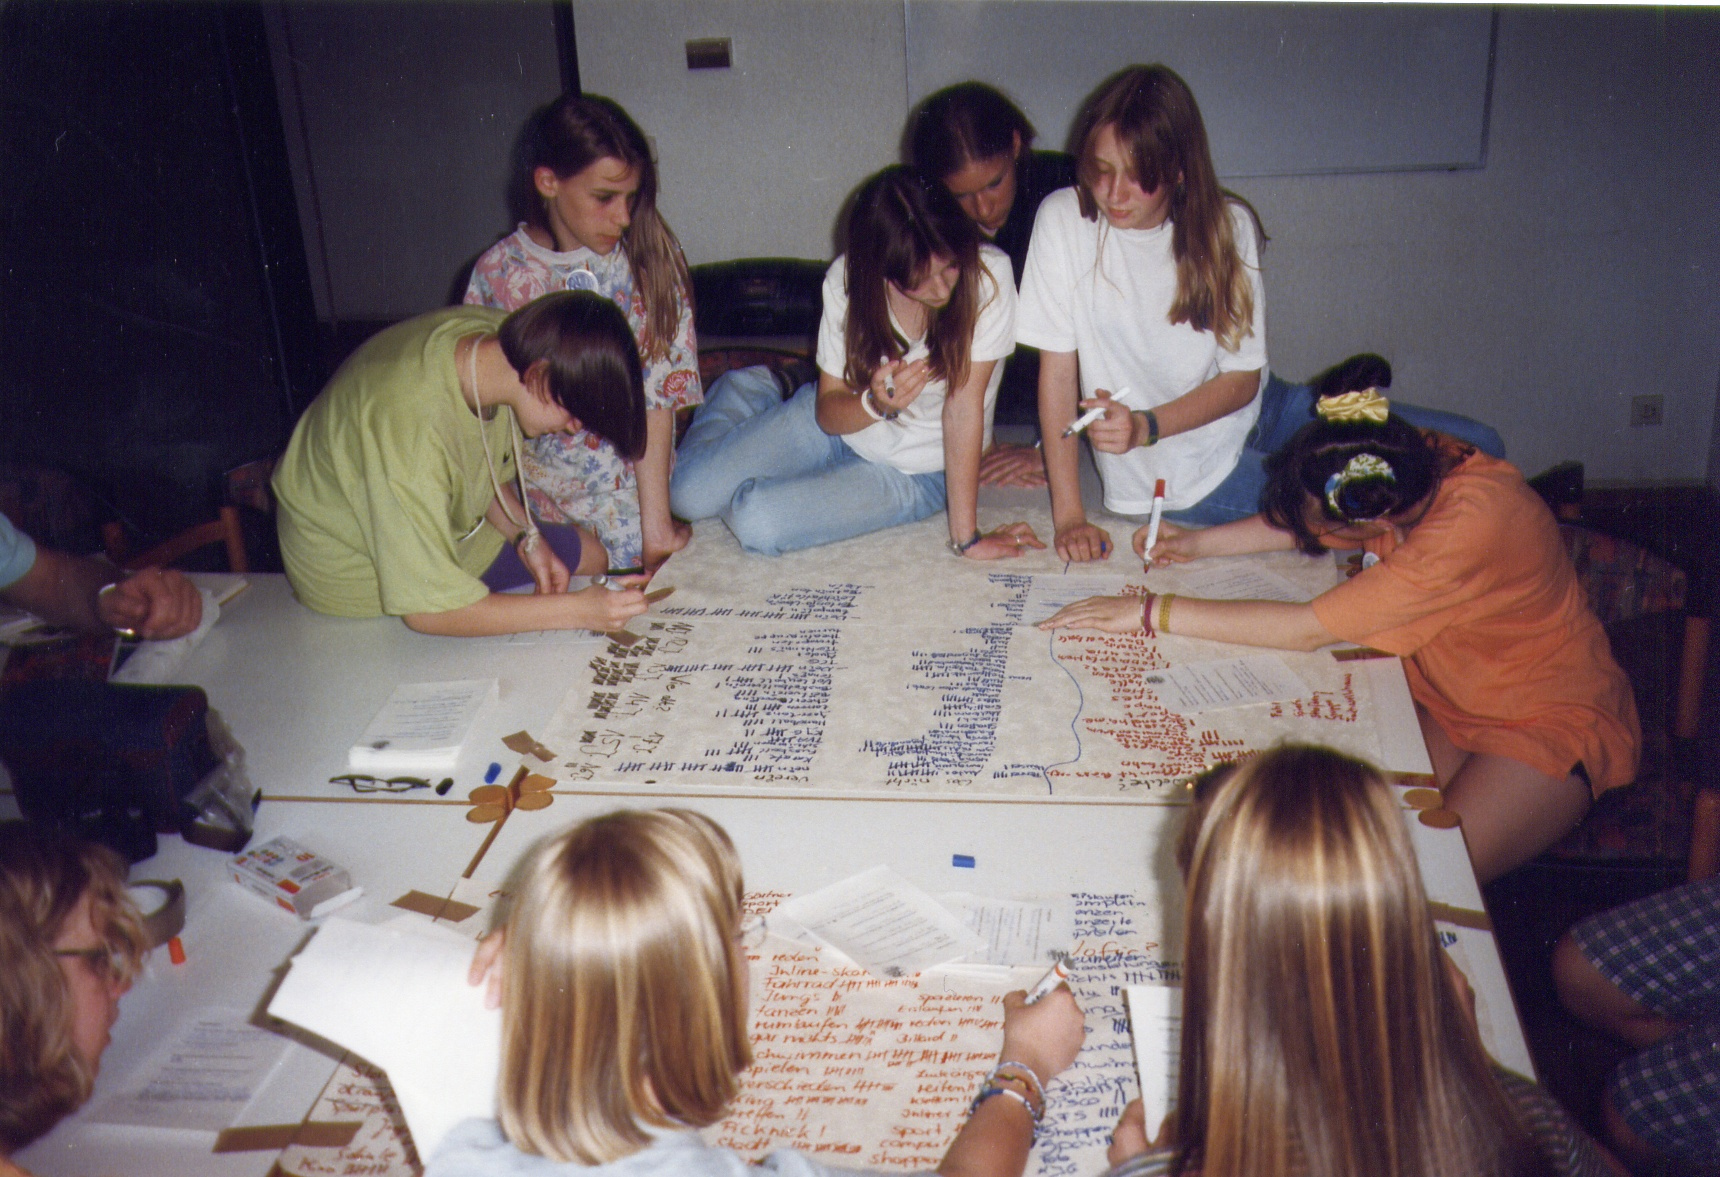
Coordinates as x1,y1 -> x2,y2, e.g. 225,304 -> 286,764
55,945 -> 128,980
738,914 -> 768,949
329,774 -> 455,795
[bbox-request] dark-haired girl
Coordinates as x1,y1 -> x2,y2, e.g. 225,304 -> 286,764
1039,368 -> 1638,884
670,166 -> 1040,558
911,82 -> 1074,480
466,94 -> 701,571
274,293 -> 650,637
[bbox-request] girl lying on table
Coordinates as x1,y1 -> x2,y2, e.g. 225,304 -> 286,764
1039,359 -> 1639,884
670,165 -> 1042,559
427,808 -> 1085,1177
273,292 -> 650,637
1099,746 -> 1623,1177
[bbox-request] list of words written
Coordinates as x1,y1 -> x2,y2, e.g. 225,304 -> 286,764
537,572 -> 1387,799
711,892 -> 1174,1177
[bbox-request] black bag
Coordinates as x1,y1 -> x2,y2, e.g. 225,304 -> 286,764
0,681 -> 254,861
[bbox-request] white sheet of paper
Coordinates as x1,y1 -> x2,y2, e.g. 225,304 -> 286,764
1125,985 -> 1183,1140
939,893 -> 1072,967
110,588 -> 222,684
1171,563 -> 1311,603
774,865 -> 986,979
348,679 -> 498,773
88,1008 -> 289,1132
1144,654 -> 1307,713
267,916 -> 501,1162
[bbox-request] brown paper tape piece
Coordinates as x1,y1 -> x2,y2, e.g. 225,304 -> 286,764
1418,807 -> 1462,829
1427,900 -> 1493,931
390,889 -> 480,923
1401,787 -> 1444,810
214,1121 -> 361,1153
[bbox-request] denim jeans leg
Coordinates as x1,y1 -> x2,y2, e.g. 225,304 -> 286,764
726,453 -> 947,555
671,373 -> 828,521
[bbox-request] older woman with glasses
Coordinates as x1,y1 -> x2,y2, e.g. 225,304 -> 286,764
0,823 -> 147,1173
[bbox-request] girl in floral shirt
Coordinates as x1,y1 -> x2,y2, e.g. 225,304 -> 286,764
467,95 -> 701,570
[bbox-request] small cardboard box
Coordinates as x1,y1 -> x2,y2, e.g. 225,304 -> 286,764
230,836 -> 361,920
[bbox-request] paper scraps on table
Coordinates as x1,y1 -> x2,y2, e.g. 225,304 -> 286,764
86,1008 -> 291,1132
1171,562 -> 1310,603
349,679 -> 498,775
938,893 -> 1073,968
1125,985 -> 1183,1144
501,730 -> 556,761
1143,654 -> 1307,713
773,865 -> 985,979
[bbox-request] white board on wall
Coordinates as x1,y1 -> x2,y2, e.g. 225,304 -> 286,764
905,2 -> 1495,177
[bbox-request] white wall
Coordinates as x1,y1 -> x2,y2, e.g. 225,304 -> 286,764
272,2 -> 1720,485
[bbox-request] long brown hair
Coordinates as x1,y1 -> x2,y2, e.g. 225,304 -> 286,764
1173,746 -> 1554,1177
1073,65 -> 1261,352
842,165 -> 988,394
530,94 -> 691,363
498,809 -> 751,1165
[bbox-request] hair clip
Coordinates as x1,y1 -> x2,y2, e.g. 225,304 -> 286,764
1324,453 -> 1396,515
1316,388 -> 1391,425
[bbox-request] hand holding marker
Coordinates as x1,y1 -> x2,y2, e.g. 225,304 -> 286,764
1024,957 -> 1072,1004
1063,386 -> 1135,439
1142,479 -> 1167,568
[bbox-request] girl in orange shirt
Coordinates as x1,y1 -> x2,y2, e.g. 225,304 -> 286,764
1040,356 -> 1638,883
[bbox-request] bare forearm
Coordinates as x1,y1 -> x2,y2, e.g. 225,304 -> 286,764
1148,369 -> 1259,439
2,548 -> 114,633
636,406 -> 677,534
1162,596 -> 1338,651
935,1096 -> 1035,1177
1037,352 -> 1086,527
814,371 -> 876,435
1183,514 -> 1298,558
403,587 -> 636,637
942,364 -> 993,543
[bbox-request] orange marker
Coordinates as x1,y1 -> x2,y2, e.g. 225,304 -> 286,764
167,936 -> 187,965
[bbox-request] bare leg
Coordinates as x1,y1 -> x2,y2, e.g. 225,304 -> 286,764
1416,706 -> 1591,884
1551,934 -> 1687,1049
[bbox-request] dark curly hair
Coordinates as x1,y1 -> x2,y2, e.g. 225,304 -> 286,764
1262,355 -> 1445,555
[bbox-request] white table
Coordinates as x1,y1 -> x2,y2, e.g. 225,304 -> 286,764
12,571 -> 1530,1176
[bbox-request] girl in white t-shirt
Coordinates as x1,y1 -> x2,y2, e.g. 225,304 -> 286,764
1017,64 -> 1269,562
671,166 -> 1041,558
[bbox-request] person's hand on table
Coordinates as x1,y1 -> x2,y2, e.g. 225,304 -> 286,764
521,535 -> 571,595
469,928 -> 506,1010
979,443 -> 1047,488
1135,521 -> 1198,567
575,576 -> 649,632
1038,594 -> 1142,635
96,568 -> 203,640
997,984 -> 1086,1084
1054,520 -> 1112,563
1106,1098 -> 1173,1166
962,523 -> 1047,561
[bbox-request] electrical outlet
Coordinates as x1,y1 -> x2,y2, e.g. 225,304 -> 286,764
1630,394 -> 1664,427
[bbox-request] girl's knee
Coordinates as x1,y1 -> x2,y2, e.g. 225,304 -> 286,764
725,481 -> 797,556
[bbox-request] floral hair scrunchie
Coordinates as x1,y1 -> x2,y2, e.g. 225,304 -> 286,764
1325,453 -> 1396,516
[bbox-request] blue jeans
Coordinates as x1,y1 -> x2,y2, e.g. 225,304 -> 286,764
1162,375 -> 1508,527
480,520 -> 585,589
670,367 -> 947,555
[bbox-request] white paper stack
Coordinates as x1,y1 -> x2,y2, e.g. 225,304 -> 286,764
348,679 -> 498,775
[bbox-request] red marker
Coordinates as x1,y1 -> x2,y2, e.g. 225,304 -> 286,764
167,936 -> 187,965
1142,479 -> 1167,566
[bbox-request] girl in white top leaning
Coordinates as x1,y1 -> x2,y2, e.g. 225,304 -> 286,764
670,166 -> 1043,560
1017,64 -> 1268,562
428,808 -> 1085,1177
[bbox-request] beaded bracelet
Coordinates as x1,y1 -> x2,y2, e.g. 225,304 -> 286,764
1142,593 -> 1156,637
1157,592 -> 1176,636
993,1060 -> 1046,1111
968,1082 -> 1040,1142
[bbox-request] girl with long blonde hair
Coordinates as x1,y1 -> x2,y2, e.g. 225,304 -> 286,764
1019,65 -> 1502,563
1101,747 -> 1621,1177
467,93 -> 701,571
429,808 -> 1084,1177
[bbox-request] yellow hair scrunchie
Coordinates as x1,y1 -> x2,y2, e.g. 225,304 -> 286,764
1316,387 -> 1391,425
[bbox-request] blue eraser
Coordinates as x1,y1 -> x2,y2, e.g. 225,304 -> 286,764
952,854 -> 976,868
484,762 -> 502,784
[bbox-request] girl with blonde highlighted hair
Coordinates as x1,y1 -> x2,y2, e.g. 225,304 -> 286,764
1040,355 -> 1636,884
0,824 -> 146,1169
429,808 -> 1084,1176
1102,746 -> 1621,1177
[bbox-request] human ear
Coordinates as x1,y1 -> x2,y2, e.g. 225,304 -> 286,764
533,166 -> 561,200
1010,131 -> 1023,162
